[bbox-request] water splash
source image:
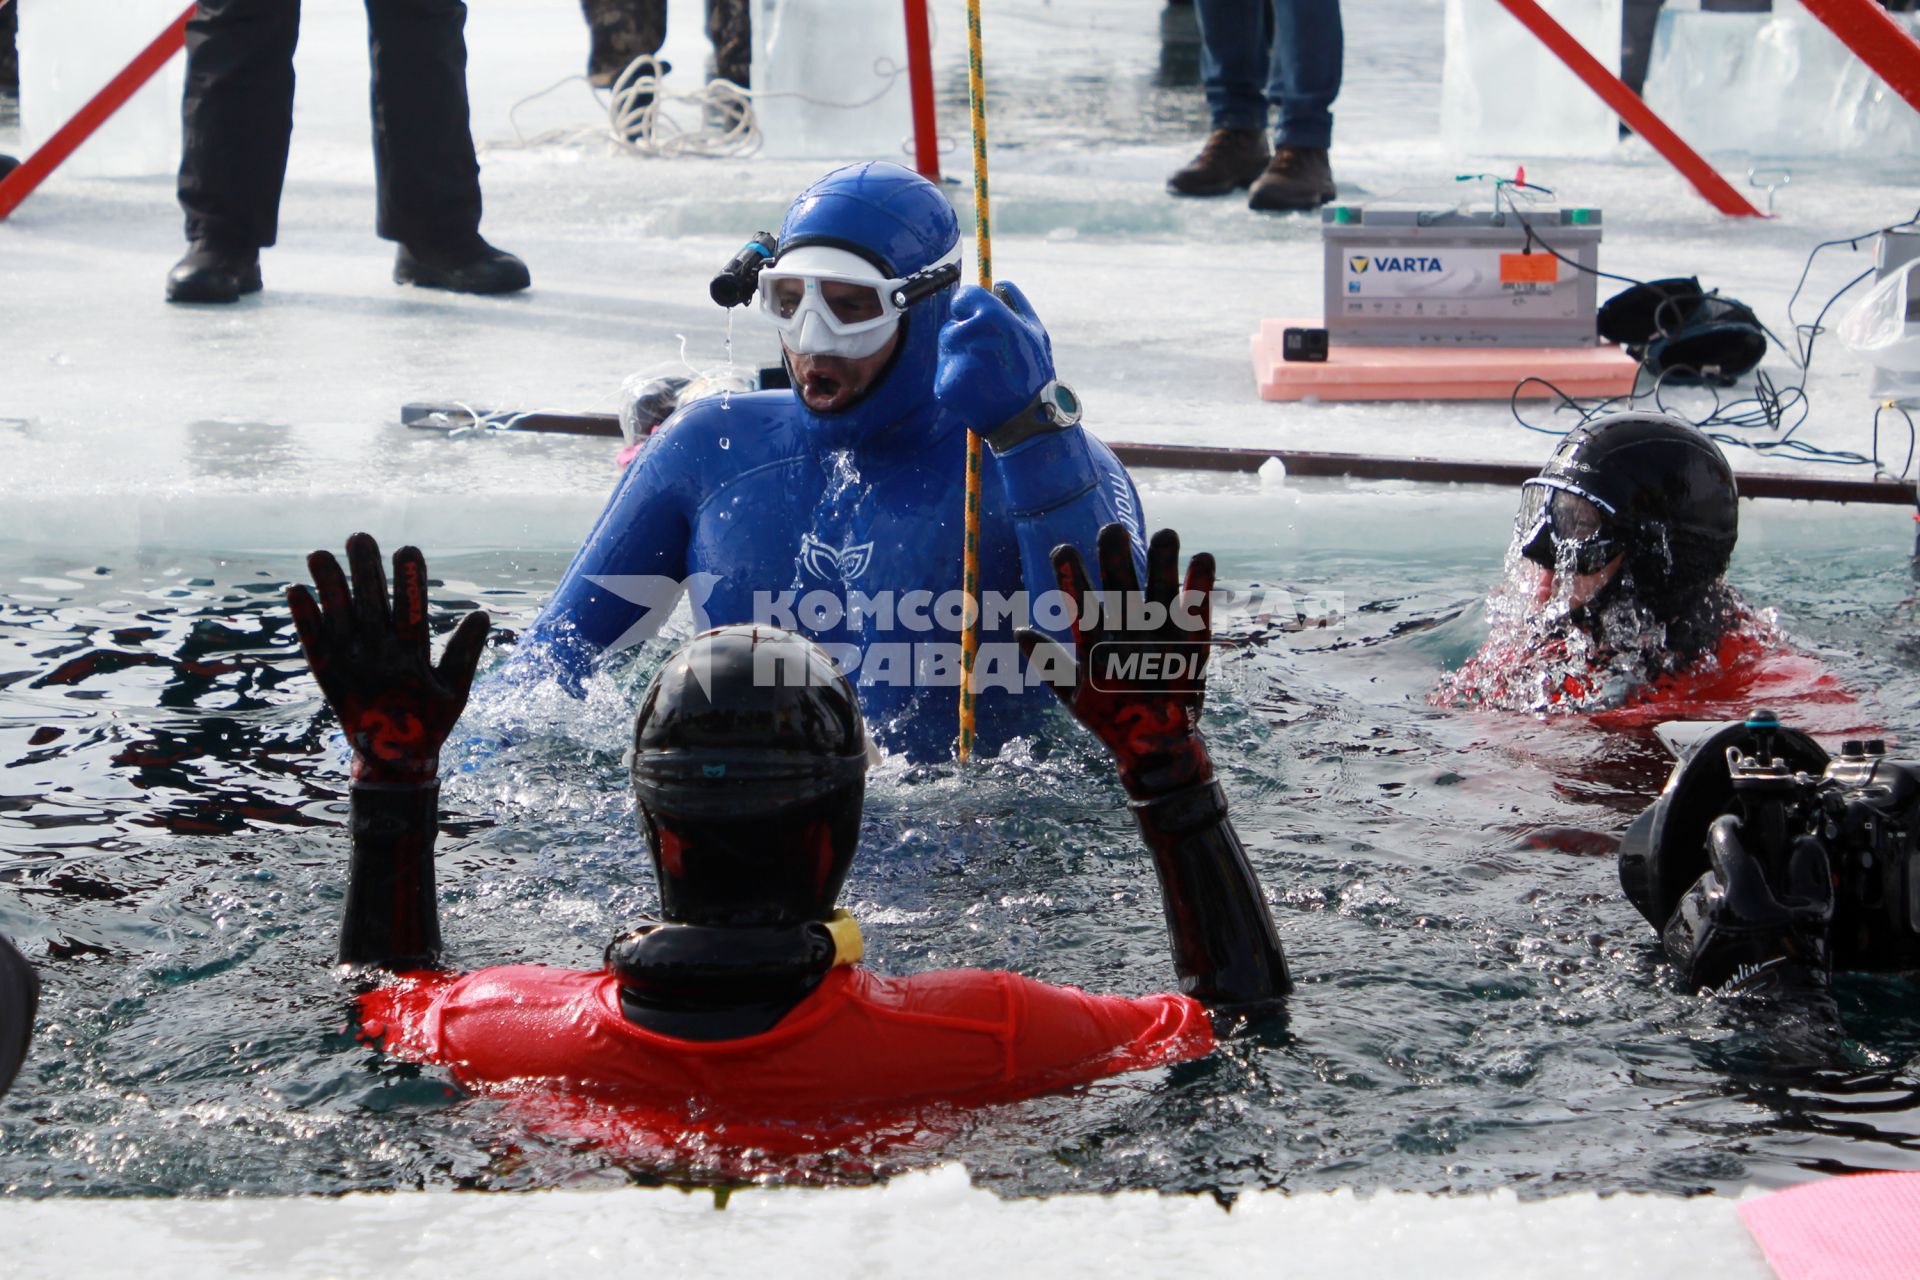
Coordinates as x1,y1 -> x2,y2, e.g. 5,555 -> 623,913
787,450 -> 872,598
1431,537 -> 1765,716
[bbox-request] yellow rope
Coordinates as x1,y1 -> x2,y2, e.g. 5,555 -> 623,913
958,0 -> 991,763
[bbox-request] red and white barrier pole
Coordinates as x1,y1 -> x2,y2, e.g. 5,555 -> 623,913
902,0 -> 939,182
1796,0 -> 1920,117
1488,0 -> 1765,218
0,2 -> 195,220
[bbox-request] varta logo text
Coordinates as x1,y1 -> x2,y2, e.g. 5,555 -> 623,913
1351,255 -> 1443,273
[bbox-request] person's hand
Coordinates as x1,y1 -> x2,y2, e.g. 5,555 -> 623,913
1664,815 -> 1834,994
1017,523 -> 1215,797
934,281 -> 1056,443
287,533 -> 491,786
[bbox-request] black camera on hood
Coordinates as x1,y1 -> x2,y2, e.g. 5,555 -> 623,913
1620,710 -> 1920,990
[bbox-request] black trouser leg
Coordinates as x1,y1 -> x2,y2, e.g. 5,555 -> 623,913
365,0 -> 483,250
178,0 -> 300,249
2,1 -> 20,93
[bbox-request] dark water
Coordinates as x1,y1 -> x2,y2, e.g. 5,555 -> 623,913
3,491 -> 1920,1199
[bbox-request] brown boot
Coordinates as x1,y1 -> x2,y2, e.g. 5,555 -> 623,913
1248,145 -> 1337,212
1166,128 -> 1270,197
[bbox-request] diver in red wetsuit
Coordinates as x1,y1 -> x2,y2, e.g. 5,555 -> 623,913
287,526 -> 1288,1120
1436,413 -> 1848,724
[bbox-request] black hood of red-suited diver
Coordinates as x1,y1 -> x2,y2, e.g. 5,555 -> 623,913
1518,413 -> 1739,652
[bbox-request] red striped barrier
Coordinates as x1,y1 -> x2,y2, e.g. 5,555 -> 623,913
902,0 -> 940,182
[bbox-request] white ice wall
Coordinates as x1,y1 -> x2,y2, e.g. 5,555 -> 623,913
1440,0 -> 1623,159
750,0 -> 916,161
1643,2 -> 1920,159
16,0 -> 187,178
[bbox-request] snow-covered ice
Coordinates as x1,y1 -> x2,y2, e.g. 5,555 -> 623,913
0,1162 -> 1778,1280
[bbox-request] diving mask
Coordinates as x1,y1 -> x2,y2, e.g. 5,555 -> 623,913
759,244 -> 962,359
1516,478 -> 1621,576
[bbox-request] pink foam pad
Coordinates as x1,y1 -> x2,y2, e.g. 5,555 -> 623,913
1741,1172 -> 1920,1280
1250,318 -> 1640,402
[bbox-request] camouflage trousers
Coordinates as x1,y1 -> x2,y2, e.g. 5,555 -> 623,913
580,0 -> 751,88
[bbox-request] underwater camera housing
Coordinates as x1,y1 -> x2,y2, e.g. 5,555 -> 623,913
1621,711 -> 1920,973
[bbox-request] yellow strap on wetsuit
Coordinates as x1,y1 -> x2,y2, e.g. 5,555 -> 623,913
824,909 -> 864,966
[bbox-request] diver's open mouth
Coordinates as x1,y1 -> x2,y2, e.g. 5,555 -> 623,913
801,370 -> 844,404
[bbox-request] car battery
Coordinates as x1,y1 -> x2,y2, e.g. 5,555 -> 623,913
1321,205 -> 1604,347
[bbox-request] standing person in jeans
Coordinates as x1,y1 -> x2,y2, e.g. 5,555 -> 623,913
167,0 -> 529,305
1166,0 -> 1341,212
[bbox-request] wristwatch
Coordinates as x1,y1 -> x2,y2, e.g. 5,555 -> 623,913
987,379 -> 1082,452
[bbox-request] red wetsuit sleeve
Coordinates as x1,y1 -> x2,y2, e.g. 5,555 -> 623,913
999,974 -> 1215,1092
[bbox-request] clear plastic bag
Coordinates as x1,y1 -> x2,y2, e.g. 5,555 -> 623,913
1839,261 -> 1920,373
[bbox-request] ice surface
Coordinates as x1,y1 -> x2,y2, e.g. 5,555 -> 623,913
1439,0 -> 1623,158
750,0 -> 915,160
2,0 -> 1908,531
1,0 -> 1916,521
0,1162 -> 1777,1280
15,0 -> 185,178
1643,3 -> 1920,161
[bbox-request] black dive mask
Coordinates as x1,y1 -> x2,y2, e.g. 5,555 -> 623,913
1516,478 -> 1622,577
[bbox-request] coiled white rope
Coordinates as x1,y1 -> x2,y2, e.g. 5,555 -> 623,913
496,46 -> 921,162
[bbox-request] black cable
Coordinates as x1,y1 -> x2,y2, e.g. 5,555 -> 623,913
1494,185 -> 1648,293
1873,402 -> 1919,481
1489,182 -> 1920,479
1782,209 -> 1920,372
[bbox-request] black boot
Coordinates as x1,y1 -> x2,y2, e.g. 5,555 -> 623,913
394,238 -> 531,295
1166,128 -> 1270,197
165,241 -> 262,304
1247,145 -> 1337,213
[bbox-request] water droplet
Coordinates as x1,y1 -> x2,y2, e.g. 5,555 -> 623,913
718,437 -> 730,450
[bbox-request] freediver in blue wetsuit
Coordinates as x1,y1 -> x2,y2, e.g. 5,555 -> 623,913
504,161 -> 1145,759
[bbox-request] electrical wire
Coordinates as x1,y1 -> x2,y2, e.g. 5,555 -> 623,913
1781,208 -> 1920,371
1489,181 -> 1649,294
1472,175 -> 1920,479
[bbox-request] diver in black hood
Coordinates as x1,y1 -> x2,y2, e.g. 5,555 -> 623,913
1440,413 -> 1751,713
1515,412 -> 1741,664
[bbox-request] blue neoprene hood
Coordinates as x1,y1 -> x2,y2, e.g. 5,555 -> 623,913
776,162 -> 961,442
